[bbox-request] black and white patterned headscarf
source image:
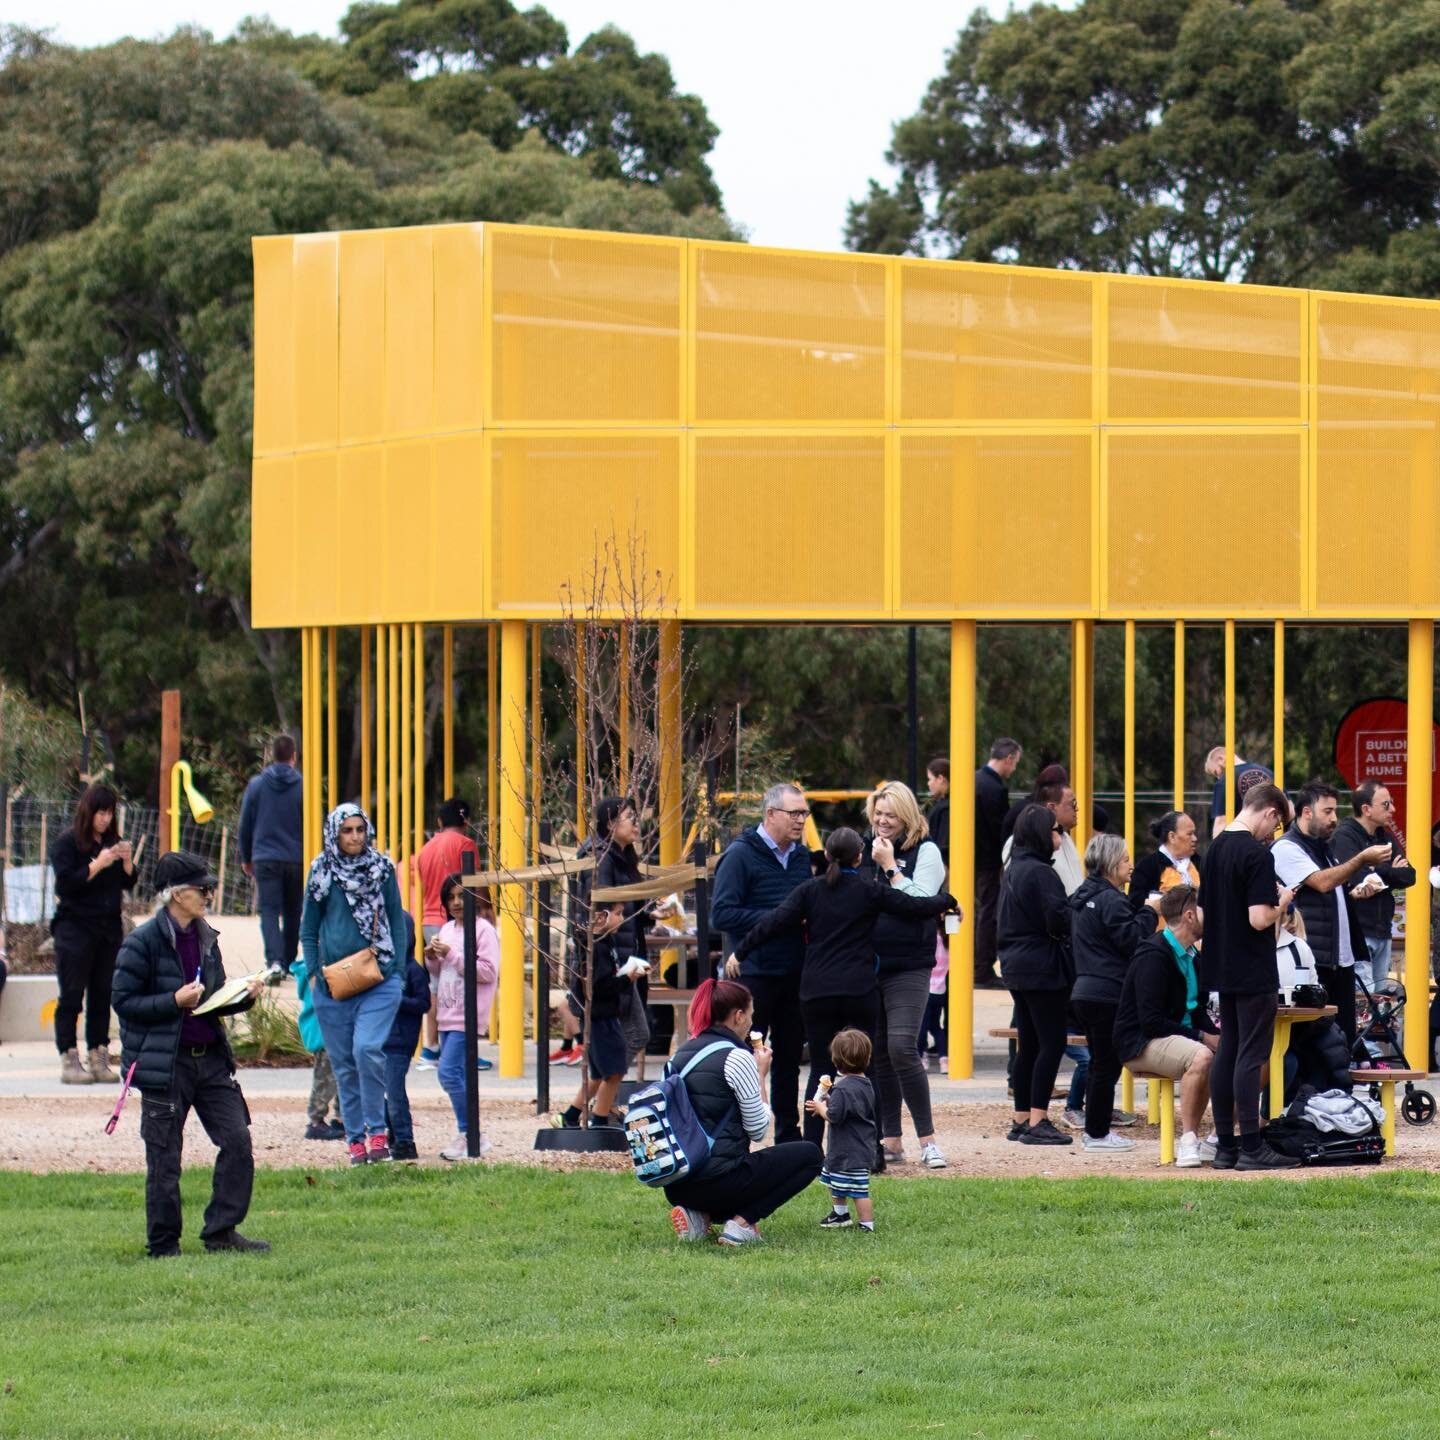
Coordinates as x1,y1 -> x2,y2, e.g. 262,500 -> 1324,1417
306,803 -> 395,964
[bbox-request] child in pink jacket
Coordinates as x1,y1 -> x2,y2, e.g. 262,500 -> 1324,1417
424,875 -> 500,1160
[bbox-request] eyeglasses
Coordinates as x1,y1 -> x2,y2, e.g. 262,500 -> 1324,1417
772,807 -> 810,819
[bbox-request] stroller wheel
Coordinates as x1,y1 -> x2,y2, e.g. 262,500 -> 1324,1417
1401,1088 -> 1436,1126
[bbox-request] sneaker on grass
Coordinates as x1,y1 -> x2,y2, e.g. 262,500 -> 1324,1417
670,1206 -> 710,1242
1235,1143 -> 1300,1171
1081,1131 -> 1135,1152
366,1135 -> 392,1164
819,1210 -> 853,1229
717,1219 -> 763,1247
348,1141 -> 368,1167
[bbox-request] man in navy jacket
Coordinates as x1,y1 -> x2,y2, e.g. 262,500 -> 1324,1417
716,783 -> 814,1143
238,735 -> 304,984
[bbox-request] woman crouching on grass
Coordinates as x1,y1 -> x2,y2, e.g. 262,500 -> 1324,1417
666,979 -> 823,1248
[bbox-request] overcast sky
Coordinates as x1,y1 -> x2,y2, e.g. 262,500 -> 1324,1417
11,0 -> 1022,251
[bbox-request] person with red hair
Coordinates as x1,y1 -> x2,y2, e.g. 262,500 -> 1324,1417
664,978 -> 822,1248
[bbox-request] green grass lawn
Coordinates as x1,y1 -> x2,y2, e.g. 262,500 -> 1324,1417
3,1164 -> 1439,1439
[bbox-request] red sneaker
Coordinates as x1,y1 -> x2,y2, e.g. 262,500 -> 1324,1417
348,1141 -> 368,1167
563,1049 -> 585,1067
367,1135 -> 392,1163
548,1044 -> 576,1063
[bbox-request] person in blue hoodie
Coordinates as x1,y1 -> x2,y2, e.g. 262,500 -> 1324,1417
239,735 -> 305,985
714,783 -> 816,1144
383,915 -> 429,1162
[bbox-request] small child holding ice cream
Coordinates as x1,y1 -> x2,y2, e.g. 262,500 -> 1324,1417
804,1027 -> 877,1231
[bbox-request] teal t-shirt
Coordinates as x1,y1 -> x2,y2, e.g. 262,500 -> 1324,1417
1161,927 -> 1200,1032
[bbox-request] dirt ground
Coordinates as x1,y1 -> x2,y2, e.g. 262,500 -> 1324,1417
7,1090 -> 1437,1182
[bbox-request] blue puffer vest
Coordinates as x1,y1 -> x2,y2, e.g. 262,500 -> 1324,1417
669,1026 -> 748,1180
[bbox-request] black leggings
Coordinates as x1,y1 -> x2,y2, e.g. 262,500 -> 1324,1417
1073,998 -> 1121,1139
664,1141 -> 823,1227
800,992 -> 879,1148
1012,988 -> 1068,1115
52,918 -> 121,1053
1211,991 -> 1277,1141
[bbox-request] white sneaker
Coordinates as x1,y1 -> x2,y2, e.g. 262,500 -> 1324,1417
717,1218 -> 763,1247
1176,1133 -> 1203,1168
1081,1131 -> 1136,1152
479,1132 -> 493,1156
670,1205 -> 710,1242
439,1133 -> 470,1162
1060,1108 -> 1086,1131
1199,1134 -> 1218,1162
920,1142 -> 948,1169
939,1056 -> 948,1074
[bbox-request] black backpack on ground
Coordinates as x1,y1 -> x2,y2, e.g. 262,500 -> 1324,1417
1265,1085 -> 1384,1166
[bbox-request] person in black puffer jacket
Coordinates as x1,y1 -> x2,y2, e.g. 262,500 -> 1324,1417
1068,835 -> 1160,1151
111,851 -> 267,1259
998,804 -> 1074,1146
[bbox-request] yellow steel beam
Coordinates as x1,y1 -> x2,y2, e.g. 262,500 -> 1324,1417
1405,619 -> 1433,1068
658,619 -> 682,866
1273,619 -> 1285,791
1173,620 -> 1185,811
443,624 -> 454,799
949,619 -> 976,1079
413,622 -> 425,958
1224,619 -> 1236,827
1124,620 -> 1136,856
500,618 -> 528,1077
360,626 -> 372,818
326,626 -> 337,812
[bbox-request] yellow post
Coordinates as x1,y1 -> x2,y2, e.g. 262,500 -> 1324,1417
487,624 -> 499,870
658,619 -> 682,867
401,622 -> 412,882
1273,620 -> 1285,791
326,627 -> 338,812
531,624 -> 543,1039
1070,620 -> 1093,840
1173,620 -> 1185,811
1224,621 -> 1237,829
361,627 -> 372,818
575,623 -> 588,842
949,620 -> 977,1080
375,628 -> 387,848
301,629 -> 314,861
310,626 -> 323,856
1124,620 -> 1136,856
500,619 -> 528,1077
388,625 -> 399,857
1404,619 -> 1433,1069
618,622 -> 631,795
413,623 -> 425,958
443,624 -> 454,799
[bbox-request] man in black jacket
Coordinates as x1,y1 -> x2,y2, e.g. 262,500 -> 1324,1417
112,852 -> 268,1258
975,738 -> 1021,987
1113,886 -> 1218,1167
1271,780 -> 1392,1044
1331,781 -> 1417,992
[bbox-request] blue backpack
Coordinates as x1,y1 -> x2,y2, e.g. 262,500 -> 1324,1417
624,1040 -> 735,1187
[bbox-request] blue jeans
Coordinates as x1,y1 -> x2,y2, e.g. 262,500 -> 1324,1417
383,1051 -> 414,1145
313,975 -> 402,1143
1365,934 -> 1393,994
437,1031 -> 472,1132
1065,1043 -> 1090,1111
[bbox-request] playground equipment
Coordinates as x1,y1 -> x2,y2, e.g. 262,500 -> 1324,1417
251,222 -> 1440,1077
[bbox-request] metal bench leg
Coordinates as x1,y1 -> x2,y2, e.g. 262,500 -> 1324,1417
1147,1077 -> 1160,1125
1121,1067 -> 1134,1114
1381,1082 -> 1396,1157
1159,1079 -> 1175,1165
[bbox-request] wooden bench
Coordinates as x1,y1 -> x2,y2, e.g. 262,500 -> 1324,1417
1349,1068 -> 1428,1156
986,1027 -> 1088,1046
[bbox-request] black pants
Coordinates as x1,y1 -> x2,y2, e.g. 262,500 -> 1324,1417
1073,998 -> 1121,1139
874,968 -> 934,1139
665,1141 -> 822,1226
1211,991 -> 1277,1141
745,970 -> 805,1143
975,868 -> 1001,980
1320,965 -> 1357,1048
1012,988 -> 1068,1114
254,860 -> 304,970
140,1047 -> 254,1255
800,991 -> 879,1147
52,917 -> 121,1053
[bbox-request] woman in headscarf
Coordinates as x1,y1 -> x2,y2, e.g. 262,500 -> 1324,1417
300,804 -> 410,1166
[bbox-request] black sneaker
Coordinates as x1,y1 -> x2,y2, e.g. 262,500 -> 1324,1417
204,1230 -> 271,1254
325,1120 -> 347,1140
1019,1118 -> 1073,1146
819,1211 -> 853,1229
391,1140 -> 420,1162
304,1121 -> 336,1141
148,1247 -> 182,1259
1005,1120 -> 1030,1142
1235,1143 -> 1300,1171
1210,1145 -> 1240,1170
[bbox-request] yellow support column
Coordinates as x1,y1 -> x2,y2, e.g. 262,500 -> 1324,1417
1070,620 -> 1093,841
375,628 -> 387,847
388,626 -> 399,856
658,620 -> 682,867
1405,619 -> 1433,1069
413,623 -> 425,958
326,627 -> 338,812
949,620 -> 976,1080
1124,620 -> 1136,856
1224,620 -> 1237,827
301,628 -> 315,863
1173,621 -> 1186,811
1273,620 -> 1285,791
361,627 -> 373,819
618,623 -> 631,795
401,623 -> 413,881
443,625 -> 454,799
575,623 -> 588,842
500,619 -> 528,1078
310,626 -> 323,856
487,624 -> 499,870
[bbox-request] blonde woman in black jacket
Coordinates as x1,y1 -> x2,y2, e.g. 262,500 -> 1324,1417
997,804 -> 1072,1145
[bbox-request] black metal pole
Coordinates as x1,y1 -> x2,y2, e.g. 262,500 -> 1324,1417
462,849 -> 480,1158
536,820 -> 552,1116
692,838 -> 710,988
907,625 -> 919,794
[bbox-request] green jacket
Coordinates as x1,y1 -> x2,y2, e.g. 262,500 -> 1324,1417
299,863 -> 409,995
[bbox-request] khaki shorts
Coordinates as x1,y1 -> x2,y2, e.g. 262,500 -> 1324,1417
1127,1034 -> 1208,1080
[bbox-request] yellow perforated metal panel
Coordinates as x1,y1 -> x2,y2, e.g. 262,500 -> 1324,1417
294,451 -> 339,625
489,433 -> 680,614
383,230 -> 434,437
433,225 -> 485,434
432,435 -> 485,617
897,433 -> 1093,615
336,446 -> 384,622
692,245 -> 888,425
1107,280 -> 1303,423
293,235 -> 338,451
1105,430 -> 1305,614
251,238 -> 294,458
382,441 -> 433,618
692,434 -> 888,615
250,456 -> 296,626
1313,295 -> 1440,614
899,263 -> 1094,423
339,231 -> 385,447
487,227 -> 682,426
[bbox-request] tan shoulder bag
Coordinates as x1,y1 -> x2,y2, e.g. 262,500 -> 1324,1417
322,912 -> 384,1001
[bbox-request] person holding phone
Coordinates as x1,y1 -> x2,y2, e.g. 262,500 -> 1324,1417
49,784 -> 136,1084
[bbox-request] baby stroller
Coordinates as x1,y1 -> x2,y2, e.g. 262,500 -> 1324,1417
1353,974 -> 1437,1126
